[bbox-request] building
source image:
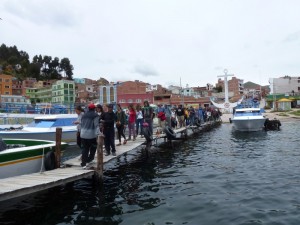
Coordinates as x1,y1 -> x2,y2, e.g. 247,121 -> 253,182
25,88 -> 38,103
12,77 -> 23,95
35,87 -> 52,103
152,84 -> 172,105
52,80 -> 75,105
22,78 -> 37,95
34,80 -> 54,89
74,77 -> 105,104
0,74 -> 13,95
269,76 -> 300,95
216,76 -> 244,100
116,80 -> 151,107
266,76 -> 300,109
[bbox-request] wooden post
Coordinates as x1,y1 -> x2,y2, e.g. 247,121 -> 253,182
55,127 -> 62,168
96,134 -> 104,179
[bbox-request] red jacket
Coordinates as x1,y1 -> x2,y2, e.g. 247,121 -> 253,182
128,109 -> 136,123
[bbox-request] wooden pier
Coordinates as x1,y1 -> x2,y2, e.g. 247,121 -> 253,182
0,120 -> 221,202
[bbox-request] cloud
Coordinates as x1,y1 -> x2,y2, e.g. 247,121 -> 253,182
3,0 -> 79,28
132,62 -> 159,77
283,31 -> 300,43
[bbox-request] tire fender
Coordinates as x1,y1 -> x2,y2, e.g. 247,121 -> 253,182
44,151 -> 56,171
164,126 -> 176,140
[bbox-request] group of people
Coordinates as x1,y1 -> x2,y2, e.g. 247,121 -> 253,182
74,100 -> 154,169
74,101 -> 222,169
170,104 -> 222,129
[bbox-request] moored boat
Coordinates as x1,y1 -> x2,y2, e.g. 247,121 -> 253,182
0,114 -> 77,143
231,107 -> 266,131
0,138 -> 67,179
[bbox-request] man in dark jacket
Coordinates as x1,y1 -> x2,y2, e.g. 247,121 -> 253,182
80,103 -> 99,168
101,104 -> 117,156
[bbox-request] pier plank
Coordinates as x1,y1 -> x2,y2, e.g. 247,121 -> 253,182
0,167 -> 95,201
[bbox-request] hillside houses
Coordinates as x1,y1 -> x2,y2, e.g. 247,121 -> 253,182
0,73 -> 299,112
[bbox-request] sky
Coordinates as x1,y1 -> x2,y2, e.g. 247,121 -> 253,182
1,0 -> 300,88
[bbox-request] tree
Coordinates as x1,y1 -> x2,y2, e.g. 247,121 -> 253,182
60,57 -> 74,80
0,44 -> 74,81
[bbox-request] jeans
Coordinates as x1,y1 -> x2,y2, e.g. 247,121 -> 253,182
103,127 -> 116,154
81,138 -> 97,166
136,118 -> 143,135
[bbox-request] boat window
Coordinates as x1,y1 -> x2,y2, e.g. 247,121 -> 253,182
26,118 -> 76,128
27,120 -> 55,128
52,118 -> 76,127
235,111 -> 261,116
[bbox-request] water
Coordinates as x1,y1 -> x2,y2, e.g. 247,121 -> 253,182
1,121 -> 300,225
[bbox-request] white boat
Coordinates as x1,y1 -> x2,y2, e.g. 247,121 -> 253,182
231,108 -> 266,131
0,138 -> 67,179
0,114 -> 77,143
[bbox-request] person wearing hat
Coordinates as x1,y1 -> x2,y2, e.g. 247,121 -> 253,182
80,103 -> 99,169
100,104 -> 117,156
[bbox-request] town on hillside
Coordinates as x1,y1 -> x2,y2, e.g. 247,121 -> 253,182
0,73 -> 299,113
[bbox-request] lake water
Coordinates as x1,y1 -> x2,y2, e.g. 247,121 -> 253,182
1,121 -> 300,225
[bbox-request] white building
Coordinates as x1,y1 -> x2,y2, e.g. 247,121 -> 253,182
269,76 -> 300,95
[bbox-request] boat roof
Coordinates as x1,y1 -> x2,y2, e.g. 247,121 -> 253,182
34,114 -> 77,120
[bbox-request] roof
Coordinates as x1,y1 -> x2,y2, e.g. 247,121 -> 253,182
278,98 -> 292,102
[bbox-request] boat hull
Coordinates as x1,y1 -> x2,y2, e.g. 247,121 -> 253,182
231,118 -> 266,131
0,130 -> 77,143
0,139 -> 67,179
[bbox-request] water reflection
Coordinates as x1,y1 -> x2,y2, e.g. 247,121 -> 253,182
231,129 -> 268,142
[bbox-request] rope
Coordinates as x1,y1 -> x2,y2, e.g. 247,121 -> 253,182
40,148 -> 45,173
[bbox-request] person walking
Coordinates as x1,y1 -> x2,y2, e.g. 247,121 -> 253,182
101,104 -> 117,156
164,104 -> 172,128
115,104 -> 127,146
197,104 -> 204,124
80,103 -> 99,169
135,104 -> 143,137
127,104 -> 137,141
189,106 -> 196,126
74,105 -> 84,148
142,100 -> 154,135
175,104 -> 185,128
156,103 -> 166,129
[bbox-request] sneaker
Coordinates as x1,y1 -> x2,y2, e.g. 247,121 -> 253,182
116,143 -> 121,146
82,166 -> 87,169
112,152 -> 116,156
105,152 -> 110,156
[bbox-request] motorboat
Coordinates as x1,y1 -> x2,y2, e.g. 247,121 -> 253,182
231,108 -> 266,131
0,114 -> 77,143
0,138 -> 67,179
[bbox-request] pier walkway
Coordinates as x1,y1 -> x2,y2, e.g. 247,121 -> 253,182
0,120 -> 221,202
